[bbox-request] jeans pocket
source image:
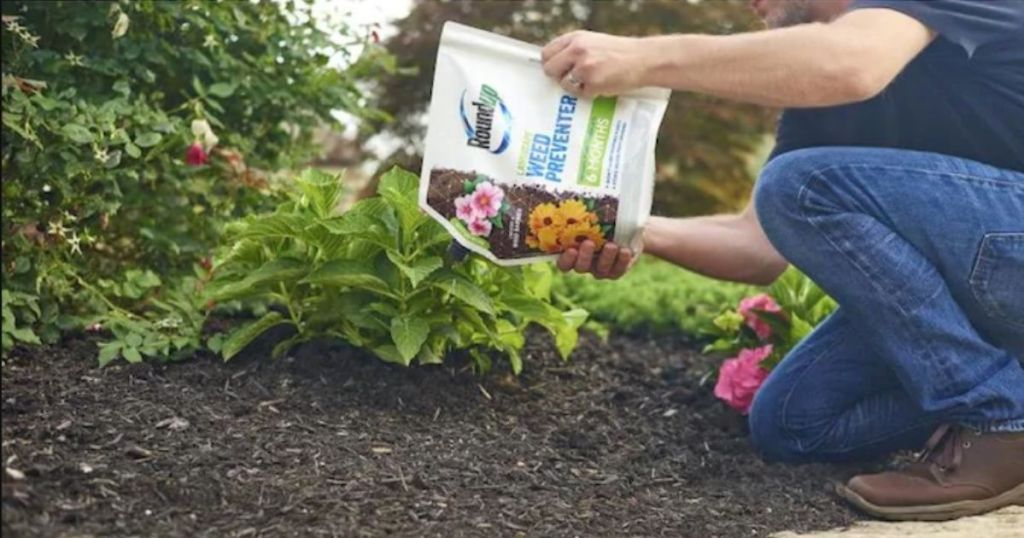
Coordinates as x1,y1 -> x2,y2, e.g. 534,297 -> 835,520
969,233 -> 1024,328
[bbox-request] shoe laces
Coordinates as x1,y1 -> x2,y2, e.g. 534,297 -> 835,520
918,424 -> 969,483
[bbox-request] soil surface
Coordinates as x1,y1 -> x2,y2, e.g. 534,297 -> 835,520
3,329 -> 866,537
426,168 -> 617,259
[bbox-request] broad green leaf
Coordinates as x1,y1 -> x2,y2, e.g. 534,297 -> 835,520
10,327 -> 41,345
387,252 -> 442,287
553,308 -> 588,360
523,263 -> 553,300
207,258 -> 308,301
377,166 -> 419,197
296,168 -> 344,218
390,316 -> 429,364
303,260 -> 392,296
372,344 -> 405,365
61,124 -> 94,144
231,213 -> 310,241
432,270 -> 494,314
125,142 -> 141,158
221,311 -> 286,360
97,342 -> 122,366
122,346 -> 143,363
134,132 -> 162,148
501,292 -> 556,322
208,82 -> 237,97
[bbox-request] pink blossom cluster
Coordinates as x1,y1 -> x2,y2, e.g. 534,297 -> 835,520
714,294 -> 783,414
454,181 -> 504,237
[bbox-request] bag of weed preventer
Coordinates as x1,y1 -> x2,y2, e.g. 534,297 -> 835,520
420,22 -> 670,266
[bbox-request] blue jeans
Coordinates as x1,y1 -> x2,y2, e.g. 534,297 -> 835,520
749,147 -> 1024,463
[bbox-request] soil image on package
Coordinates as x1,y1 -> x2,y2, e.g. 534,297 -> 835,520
427,168 -> 617,259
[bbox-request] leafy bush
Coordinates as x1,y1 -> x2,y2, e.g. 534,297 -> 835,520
705,267 -> 838,369
1,1 -> 393,347
204,168 -> 587,374
552,256 -> 757,337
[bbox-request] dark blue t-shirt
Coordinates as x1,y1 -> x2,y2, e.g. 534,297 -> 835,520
770,0 -> 1024,172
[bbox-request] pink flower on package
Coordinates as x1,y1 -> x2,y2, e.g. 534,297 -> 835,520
454,195 -> 478,223
467,217 -> 492,237
470,182 -> 504,218
738,293 -> 782,340
714,345 -> 772,414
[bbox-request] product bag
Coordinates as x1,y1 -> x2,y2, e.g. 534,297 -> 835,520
420,22 -> 670,265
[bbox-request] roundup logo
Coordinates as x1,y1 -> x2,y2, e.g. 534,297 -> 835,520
460,84 -> 512,154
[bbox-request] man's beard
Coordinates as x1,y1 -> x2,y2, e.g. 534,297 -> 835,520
765,0 -> 816,28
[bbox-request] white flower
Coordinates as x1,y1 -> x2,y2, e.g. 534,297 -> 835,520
191,118 -> 219,150
203,34 -> 218,49
47,220 -> 68,238
112,12 -> 130,39
64,51 -> 85,67
68,232 -> 83,256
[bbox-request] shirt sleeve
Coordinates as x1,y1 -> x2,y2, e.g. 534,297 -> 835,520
850,0 -> 1024,56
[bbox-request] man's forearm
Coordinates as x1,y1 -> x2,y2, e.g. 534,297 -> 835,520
637,11 -> 934,108
642,214 -> 788,286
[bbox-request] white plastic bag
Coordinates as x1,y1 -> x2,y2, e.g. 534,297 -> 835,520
420,22 -> 670,266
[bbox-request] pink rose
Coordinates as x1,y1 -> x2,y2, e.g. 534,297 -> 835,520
185,142 -> 208,166
738,293 -> 782,340
454,195 -> 478,223
467,216 -> 492,237
470,181 -> 504,218
714,345 -> 772,414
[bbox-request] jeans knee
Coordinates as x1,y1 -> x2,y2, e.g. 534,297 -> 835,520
754,148 -> 837,255
748,387 -> 818,464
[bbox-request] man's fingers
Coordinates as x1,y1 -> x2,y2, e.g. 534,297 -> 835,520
540,31 -> 575,62
543,46 -> 577,81
574,240 -> 595,273
594,243 -> 618,278
611,248 -> 633,277
557,249 -> 578,273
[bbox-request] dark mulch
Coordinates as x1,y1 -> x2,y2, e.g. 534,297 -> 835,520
2,330 -> 865,537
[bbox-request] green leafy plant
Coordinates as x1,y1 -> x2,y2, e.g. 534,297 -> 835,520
205,167 -> 587,374
552,256 -> 756,336
705,266 -> 837,369
2,0 -> 395,352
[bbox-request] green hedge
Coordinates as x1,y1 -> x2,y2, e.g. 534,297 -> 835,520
553,256 -> 757,337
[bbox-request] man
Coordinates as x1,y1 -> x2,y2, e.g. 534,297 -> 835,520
541,0 -> 1024,521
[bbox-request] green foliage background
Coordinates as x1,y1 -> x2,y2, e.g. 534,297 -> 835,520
1,0 -> 393,349
553,256 -> 757,337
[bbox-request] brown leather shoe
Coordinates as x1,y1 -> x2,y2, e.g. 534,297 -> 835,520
836,425 -> 1024,521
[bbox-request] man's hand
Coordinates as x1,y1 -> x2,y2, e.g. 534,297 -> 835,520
556,240 -> 637,279
541,30 -> 649,98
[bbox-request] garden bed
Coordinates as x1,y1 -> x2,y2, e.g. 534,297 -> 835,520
2,331 -> 864,537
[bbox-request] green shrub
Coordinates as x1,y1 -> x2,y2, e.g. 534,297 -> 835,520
203,168 -> 587,374
552,256 -> 756,336
1,0 -> 394,346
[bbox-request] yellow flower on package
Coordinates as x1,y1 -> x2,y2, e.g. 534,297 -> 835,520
558,199 -> 597,226
559,222 -> 606,250
529,203 -> 564,235
537,225 -> 564,253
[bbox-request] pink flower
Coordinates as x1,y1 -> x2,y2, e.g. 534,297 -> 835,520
738,293 -> 783,340
714,345 -> 772,414
470,181 -> 504,218
467,216 -> 492,237
454,195 -> 478,223
185,142 -> 208,166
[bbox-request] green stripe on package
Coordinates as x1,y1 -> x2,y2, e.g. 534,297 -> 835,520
578,97 -> 617,187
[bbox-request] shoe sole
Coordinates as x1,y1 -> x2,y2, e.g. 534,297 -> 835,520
835,481 -> 1024,521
